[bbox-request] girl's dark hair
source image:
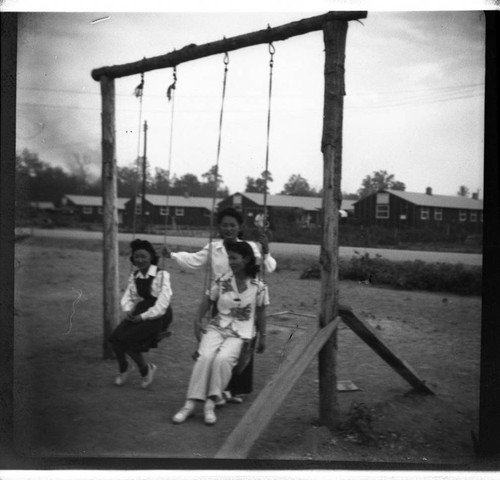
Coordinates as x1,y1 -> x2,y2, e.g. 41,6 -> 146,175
217,207 -> 243,226
225,240 -> 260,278
129,239 -> 159,266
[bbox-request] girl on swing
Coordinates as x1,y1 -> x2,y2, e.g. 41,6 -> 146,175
163,207 -> 276,403
172,240 -> 268,425
108,239 -> 173,389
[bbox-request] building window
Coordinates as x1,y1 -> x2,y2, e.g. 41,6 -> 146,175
376,204 -> 389,219
98,207 -> 103,215
160,206 -> 169,216
233,194 -> 242,206
175,207 -> 185,217
434,208 -> 442,221
82,206 -> 92,215
459,210 -> 467,222
420,207 -> 429,220
135,206 -> 142,215
470,211 -> 477,222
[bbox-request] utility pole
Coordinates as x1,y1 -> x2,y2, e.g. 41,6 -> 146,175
141,120 -> 148,233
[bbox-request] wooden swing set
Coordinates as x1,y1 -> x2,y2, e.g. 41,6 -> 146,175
91,10 -> 435,458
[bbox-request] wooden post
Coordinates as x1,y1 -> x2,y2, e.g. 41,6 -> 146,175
318,19 -> 348,430
100,75 -> 119,359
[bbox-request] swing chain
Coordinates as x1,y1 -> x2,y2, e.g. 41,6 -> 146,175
166,66 -> 177,101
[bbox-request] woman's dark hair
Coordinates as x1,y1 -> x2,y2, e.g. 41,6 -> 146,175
217,207 -> 244,240
225,240 -> 260,278
217,207 -> 243,226
129,239 -> 159,266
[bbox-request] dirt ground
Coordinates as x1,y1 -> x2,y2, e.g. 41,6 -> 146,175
11,237 -> 487,468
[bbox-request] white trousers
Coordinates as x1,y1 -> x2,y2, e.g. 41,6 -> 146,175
187,326 -> 243,401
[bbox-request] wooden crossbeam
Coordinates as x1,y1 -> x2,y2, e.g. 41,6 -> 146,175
338,304 -> 435,395
215,316 -> 341,459
91,11 -> 367,80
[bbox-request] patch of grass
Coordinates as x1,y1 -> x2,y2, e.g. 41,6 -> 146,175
300,252 -> 482,296
339,402 -> 377,446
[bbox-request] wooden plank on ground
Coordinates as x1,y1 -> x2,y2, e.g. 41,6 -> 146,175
338,304 -> 435,395
215,317 -> 341,459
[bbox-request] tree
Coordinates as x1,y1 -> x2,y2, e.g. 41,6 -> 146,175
173,173 -> 201,196
245,170 -> 273,194
357,170 -> 406,198
281,174 -> 318,197
16,149 -> 83,205
150,167 -> 171,195
201,165 -> 228,198
117,164 -> 140,197
342,191 -> 360,200
66,151 -> 99,186
457,185 -> 470,197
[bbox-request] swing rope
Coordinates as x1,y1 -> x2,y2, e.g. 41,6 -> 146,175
161,66 -> 177,269
131,71 -> 145,241
205,52 -> 230,293
259,42 -> 275,283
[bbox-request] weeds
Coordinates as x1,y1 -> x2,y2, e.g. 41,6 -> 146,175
339,402 -> 377,446
300,252 -> 482,296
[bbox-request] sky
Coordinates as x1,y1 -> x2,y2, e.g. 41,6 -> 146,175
12,1 -> 489,198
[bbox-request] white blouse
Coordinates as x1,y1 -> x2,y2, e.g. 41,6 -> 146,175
208,272 -> 270,340
171,239 -> 277,278
120,264 -> 173,321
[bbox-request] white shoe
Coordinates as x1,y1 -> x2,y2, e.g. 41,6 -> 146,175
204,402 -> 217,425
172,405 -> 195,424
215,392 -> 229,407
228,394 -> 244,404
215,397 -> 226,407
115,363 -> 134,386
141,363 -> 157,389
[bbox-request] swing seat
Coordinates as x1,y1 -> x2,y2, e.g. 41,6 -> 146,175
157,305 -> 173,342
234,337 -> 257,375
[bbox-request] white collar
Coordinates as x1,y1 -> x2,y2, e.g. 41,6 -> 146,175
135,264 -> 158,278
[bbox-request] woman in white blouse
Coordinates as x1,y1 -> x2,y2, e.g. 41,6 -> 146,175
109,239 -> 173,389
172,240 -> 269,426
163,207 -> 276,402
163,207 -> 276,278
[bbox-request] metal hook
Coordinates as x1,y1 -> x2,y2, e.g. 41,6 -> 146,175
269,42 -> 276,56
223,51 -> 229,65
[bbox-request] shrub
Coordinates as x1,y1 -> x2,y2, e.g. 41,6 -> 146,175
300,252 -> 482,296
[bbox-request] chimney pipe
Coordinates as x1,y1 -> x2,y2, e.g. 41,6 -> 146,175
425,187 -> 432,195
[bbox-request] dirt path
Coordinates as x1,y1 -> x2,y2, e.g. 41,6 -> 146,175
13,239 -> 484,466
24,228 -> 483,265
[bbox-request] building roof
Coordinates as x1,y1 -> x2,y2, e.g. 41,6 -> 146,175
64,194 -> 128,209
382,189 -> 483,210
232,192 -> 355,212
30,201 -> 55,210
137,194 -> 220,210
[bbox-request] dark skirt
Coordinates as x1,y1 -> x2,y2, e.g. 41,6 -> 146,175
228,354 -> 254,395
109,302 -> 173,353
